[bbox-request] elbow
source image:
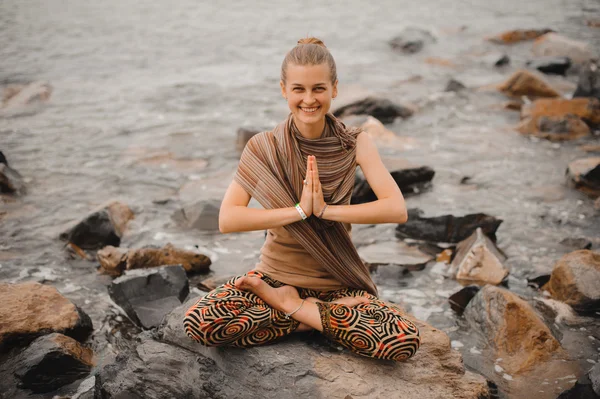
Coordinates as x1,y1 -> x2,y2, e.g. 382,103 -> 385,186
396,208 -> 408,224
218,210 -> 231,234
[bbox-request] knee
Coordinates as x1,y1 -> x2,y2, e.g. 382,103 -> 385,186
395,322 -> 421,361
183,302 -> 224,347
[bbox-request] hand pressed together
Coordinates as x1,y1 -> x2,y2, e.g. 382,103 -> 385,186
298,155 -> 327,219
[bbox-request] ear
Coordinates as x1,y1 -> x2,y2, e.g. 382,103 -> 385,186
280,80 -> 287,99
332,79 -> 338,98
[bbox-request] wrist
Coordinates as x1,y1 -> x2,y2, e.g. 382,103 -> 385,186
317,204 -> 329,219
294,203 -> 308,221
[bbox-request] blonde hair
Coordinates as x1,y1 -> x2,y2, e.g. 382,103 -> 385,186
281,37 -> 337,84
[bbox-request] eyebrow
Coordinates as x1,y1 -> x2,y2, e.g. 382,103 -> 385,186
291,83 -> 327,87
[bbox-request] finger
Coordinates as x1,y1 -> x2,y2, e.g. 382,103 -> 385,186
312,156 -> 319,179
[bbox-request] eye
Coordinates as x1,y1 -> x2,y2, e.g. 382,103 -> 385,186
293,88 -> 303,92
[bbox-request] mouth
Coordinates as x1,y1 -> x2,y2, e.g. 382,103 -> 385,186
299,106 -> 320,114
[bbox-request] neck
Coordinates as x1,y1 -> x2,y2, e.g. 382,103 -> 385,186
292,114 -> 326,139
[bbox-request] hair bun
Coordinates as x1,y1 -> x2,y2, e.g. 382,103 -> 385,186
297,37 -> 327,48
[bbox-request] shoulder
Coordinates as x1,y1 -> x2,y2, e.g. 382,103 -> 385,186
355,131 -> 377,165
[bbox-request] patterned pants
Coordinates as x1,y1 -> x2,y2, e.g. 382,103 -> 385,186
183,270 -> 421,361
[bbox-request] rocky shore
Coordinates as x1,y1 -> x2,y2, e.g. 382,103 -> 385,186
2,3 -> 600,398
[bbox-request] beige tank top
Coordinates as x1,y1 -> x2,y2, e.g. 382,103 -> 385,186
254,222 -> 352,291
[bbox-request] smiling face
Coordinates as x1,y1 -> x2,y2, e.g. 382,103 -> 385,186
280,63 -> 338,134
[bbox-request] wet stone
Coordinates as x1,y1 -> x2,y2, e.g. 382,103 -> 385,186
13,333 -> 94,393
487,28 -> 553,44
448,286 -> 480,315
444,79 -> 466,92
395,208 -> 503,244
0,282 -> 93,351
172,198 -> 221,231
357,240 -> 434,271
532,33 -> 593,64
450,228 -> 509,285
559,237 -> 593,251
333,96 -> 414,124
545,250 -> 600,313
97,243 -> 211,277
463,285 -> 565,375
526,56 -> 572,75
0,162 -> 25,194
573,60 -> 600,101
236,127 -> 263,153
388,27 -> 436,54
108,265 -> 190,329
498,69 -> 560,98
566,158 -> 600,197
352,167 -> 434,204
59,201 -> 134,250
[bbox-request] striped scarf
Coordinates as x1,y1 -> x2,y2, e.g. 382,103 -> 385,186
235,112 -> 378,296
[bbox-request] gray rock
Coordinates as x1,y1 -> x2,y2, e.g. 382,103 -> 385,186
526,56 -> 572,75
395,209 -> 503,244
0,162 -> 25,194
236,127 -> 263,153
573,59 -> 600,101
108,265 -> 189,329
172,199 -> 221,232
352,166 -> 435,204
358,241 -> 433,271
13,333 -> 93,393
333,97 -> 413,124
389,27 -> 436,54
591,362 -> 600,395
444,79 -> 466,92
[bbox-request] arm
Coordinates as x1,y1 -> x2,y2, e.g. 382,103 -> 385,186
319,132 -> 408,224
218,181 -> 302,233
219,156 -> 316,234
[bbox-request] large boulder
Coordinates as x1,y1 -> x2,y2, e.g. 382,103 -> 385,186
544,250 -> 600,313
108,265 -> 190,329
97,243 -> 211,277
333,97 -> 414,124
12,333 -> 94,393
352,166 -> 435,204
532,33 -> 593,64
59,201 -> 134,250
0,282 -> 93,351
497,69 -> 560,98
450,228 -> 509,285
395,209 -> 503,244
566,158 -> 600,197
463,285 -> 566,375
573,59 -> 600,100
140,298 -> 491,399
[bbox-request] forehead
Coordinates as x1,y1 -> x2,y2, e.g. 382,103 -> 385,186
286,63 -> 331,86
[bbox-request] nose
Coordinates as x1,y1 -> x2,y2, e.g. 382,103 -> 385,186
303,92 -> 316,105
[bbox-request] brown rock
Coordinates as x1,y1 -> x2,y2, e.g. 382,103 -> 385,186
436,248 -> 453,263
497,69 -> 560,98
566,157 -> 600,197
544,250 -> 600,312
451,228 -> 509,285
586,19 -> 600,28
464,285 -> 566,374
105,201 -> 134,237
522,97 -> 600,125
532,33 -> 593,64
579,144 -> 600,153
97,243 -> 211,277
516,114 -> 591,141
357,241 -> 434,271
0,282 -> 93,351
236,127 -> 262,153
1,82 -> 52,108
487,28 -> 553,44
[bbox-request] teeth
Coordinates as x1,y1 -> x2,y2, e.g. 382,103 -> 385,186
301,107 -> 318,112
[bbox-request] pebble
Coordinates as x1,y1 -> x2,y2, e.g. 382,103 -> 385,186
502,374 -> 513,381
470,347 -> 482,354
451,340 -> 464,349
495,364 -> 504,373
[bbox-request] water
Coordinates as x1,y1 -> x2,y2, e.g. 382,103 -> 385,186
1,1 -> 600,398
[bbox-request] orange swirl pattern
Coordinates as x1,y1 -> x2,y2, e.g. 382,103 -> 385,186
183,271 -> 420,361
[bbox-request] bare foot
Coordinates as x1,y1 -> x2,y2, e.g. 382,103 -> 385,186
330,296 -> 370,307
235,276 -> 300,313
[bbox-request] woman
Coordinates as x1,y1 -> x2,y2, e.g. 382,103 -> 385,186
183,37 -> 421,361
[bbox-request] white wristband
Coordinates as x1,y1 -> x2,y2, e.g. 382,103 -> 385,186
295,203 -> 307,220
